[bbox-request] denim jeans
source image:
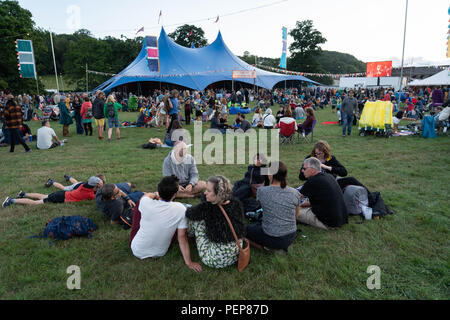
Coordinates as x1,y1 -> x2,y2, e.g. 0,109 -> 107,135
74,111 -> 84,134
342,112 -> 354,135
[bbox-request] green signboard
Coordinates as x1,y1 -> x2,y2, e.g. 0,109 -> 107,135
15,39 -> 36,79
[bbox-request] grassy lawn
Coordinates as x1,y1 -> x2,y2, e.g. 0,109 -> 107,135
0,104 -> 449,300
39,75 -> 77,92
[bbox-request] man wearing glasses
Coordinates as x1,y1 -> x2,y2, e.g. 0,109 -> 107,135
297,157 -> 348,230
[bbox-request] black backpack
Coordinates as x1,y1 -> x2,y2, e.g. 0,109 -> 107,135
107,103 -> 116,118
119,207 -> 133,230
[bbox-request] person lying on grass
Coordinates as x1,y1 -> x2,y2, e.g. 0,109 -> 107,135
44,173 -> 106,192
130,175 -> 203,272
96,183 -> 145,225
2,176 -> 103,208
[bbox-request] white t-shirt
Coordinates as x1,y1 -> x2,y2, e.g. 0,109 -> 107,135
263,114 -> 276,127
131,197 -> 187,259
37,126 -> 56,150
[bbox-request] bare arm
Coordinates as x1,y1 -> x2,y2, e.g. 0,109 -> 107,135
177,229 -> 203,272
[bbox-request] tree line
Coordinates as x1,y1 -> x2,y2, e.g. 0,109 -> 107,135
0,1 -> 365,94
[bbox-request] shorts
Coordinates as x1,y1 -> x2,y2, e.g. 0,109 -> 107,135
392,116 -> 401,125
63,182 -> 83,191
108,117 -> 120,128
94,118 -> 105,127
43,190 -> 66,203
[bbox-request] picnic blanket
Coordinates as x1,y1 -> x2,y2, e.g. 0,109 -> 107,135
321,121 -> 339,125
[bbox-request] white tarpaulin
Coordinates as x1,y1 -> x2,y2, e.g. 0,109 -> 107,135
408,69 -> 450,87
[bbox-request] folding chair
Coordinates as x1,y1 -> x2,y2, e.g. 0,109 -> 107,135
297,120 -> 316,143
278,120 -> 296,145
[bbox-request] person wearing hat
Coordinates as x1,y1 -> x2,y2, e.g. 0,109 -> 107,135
2,176 -> 103,208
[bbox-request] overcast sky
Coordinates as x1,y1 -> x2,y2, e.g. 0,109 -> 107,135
18,0 -> 450,68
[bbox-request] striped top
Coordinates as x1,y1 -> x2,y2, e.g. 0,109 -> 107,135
3,104 -> 23,129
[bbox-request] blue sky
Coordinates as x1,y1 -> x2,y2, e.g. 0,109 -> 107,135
18,0 -> 450,67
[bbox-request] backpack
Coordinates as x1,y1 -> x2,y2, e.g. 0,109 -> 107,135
107,103 -> 116,118
32,216 -> 98,244
119,207 -> 133,230
85,107 -> 93,118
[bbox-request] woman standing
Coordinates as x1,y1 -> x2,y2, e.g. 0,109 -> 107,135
104,95 -> 122,141
80,96 -> 93,136
186,176 -> 245,269
183,90 -> 192,125
56,95 -> 73,137
72,96 -> 84,134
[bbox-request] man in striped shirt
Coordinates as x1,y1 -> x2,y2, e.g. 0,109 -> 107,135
3,99 -> 30,153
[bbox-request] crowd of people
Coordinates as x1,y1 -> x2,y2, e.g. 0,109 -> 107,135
2,81 -> 447,273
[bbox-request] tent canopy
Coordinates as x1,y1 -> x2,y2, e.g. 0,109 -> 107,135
408,69 -> 450,87
94,28 -> 319,93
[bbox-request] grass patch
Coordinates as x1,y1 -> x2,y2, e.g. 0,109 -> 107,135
0,104 -> 449,299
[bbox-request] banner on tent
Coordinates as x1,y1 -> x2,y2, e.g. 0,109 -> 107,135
145,36 -> 159,72
232,70 -> 256,79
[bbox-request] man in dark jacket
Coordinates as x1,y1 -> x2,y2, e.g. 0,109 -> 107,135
341,90 -> 358,136
3,99 -> 30,153
92,91 -> 106,140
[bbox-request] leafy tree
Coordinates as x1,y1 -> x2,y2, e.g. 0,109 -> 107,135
288,20 -> 327,73
168,24 -> 207,48
0,0 -> 44,93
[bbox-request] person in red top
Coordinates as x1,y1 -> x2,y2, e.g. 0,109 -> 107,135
80,96 -> 93,136
2,176 -> 103,208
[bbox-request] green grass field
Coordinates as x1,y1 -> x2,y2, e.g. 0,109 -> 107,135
0,105 -> 449,300
40,75 -> 77,92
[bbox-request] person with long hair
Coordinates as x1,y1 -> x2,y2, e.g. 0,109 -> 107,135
104,95 -> 122,141
245,161 -> 300,252
80,96 -> 93,136
185,175 -> 245,269
297,107 -> 316,135
299,140 -> 347,181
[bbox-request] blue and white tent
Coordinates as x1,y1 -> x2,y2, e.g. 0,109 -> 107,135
94,27 -> 318,93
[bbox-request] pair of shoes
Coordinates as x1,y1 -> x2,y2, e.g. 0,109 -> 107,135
64,174 -> 71,182
17,191 -> 26,198
25,149 -> 32,153
99,137 -> 103,140
108,138 -> 111,142
45,179 -> 54,187
117,137 -> 121,140
342,134 -> 346,137
2,197 -> 12,208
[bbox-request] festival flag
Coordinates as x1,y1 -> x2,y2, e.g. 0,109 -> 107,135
279,27 -> 287,69
215,15 -> 219,23
145,36 -> 159,72
188,30 -> 193,37
158,10 -> 162,24
136,27 -> 144,35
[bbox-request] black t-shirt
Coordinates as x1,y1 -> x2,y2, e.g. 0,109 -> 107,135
300,173 -> 348,228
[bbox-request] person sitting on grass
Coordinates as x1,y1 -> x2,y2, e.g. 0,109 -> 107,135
298,140 -> 347,181
162,141 -> 206,198
130,175 -> 203,272
2,176 -> 103,208
185,175 -> 245,269
297,157 -> 348,230
36,120 -> 66,150
245,161 -> 300,253
232,153 -> 270,202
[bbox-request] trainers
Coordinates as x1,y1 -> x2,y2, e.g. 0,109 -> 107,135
64,174 -> 71,182
17,191 -> 26,198
2,197 -> 12,208
25,149 -> 32,153
45,179 -> 54,187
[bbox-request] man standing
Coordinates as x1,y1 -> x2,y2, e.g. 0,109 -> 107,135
297,157 -> 348,230
3,99 -> 31,153
93,91 -> 106,140
341,90 -> 358,136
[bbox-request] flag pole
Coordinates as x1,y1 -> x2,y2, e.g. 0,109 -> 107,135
399,0 -> 408,92
49,29 -> 60,94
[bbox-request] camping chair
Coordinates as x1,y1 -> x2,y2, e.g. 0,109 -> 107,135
278,120 -> 296,145
297,120 -> 316,143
